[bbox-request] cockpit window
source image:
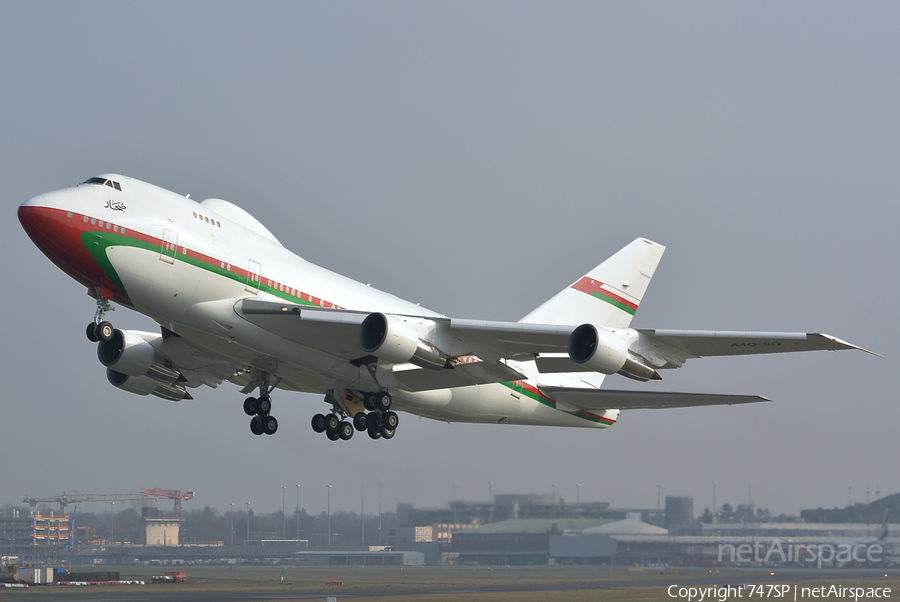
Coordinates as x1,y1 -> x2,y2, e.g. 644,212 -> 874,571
82,177 -> 122,191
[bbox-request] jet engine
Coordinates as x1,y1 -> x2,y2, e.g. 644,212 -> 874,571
359,313 -> 448,370
567,323 -> 660,381
107,368 -> 189,401
97,329 -> 181,382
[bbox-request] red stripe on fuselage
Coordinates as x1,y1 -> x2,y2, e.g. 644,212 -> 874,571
18,206 -> 132,305
18,206 -> 344,310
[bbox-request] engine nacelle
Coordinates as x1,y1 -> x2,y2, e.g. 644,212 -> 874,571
359,313 -> 448,370
568,323 -> 629,375
97,329 -> 180,382
107,369 -> 187,402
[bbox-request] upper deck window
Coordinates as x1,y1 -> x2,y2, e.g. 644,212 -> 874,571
82,177 -> 122,191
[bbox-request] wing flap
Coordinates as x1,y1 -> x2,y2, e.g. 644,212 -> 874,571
392,359 -> 524,392
538,386 -> 770,411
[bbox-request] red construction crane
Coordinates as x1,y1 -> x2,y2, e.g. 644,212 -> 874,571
141,488 -> 195,518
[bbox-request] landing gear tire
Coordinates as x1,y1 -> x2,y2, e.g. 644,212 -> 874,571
367,423 -> 383,440
352,412 -> 368,431
363,393 -> 375,411
367,411 -> 383,429
326,429 -> 340,441
374,391 -> 392,412
383,411 -> 399,430
244,397 -> 257,416
250,417 -> 264,436
311,414 -> 327,433
257,395 -> 271,415
261,415 -> 278,435
381,427 -> 395,439
97,321 -> 115,342
338,422 -> 354,440
86,322 -> 100,342
324,413 -> 340,432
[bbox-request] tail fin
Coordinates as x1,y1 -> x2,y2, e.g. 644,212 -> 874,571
878,508 -> 890,541
520,238 -> 665,328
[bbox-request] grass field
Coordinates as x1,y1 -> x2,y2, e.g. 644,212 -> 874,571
10,565 -> 899,601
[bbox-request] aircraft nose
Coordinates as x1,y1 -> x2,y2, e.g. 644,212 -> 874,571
18,194 -> 48,234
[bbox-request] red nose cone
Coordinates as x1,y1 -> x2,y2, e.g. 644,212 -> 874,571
18,196 -> 47,242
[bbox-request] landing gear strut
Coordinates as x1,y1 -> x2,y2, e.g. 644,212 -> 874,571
244,371 -> 279,436
86,288 -> 115,343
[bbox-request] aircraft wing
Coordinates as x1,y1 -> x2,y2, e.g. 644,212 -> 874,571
235,300 -> 531,389
235,300 -> 875,390
633,330 -> 879,369
538,386 -> 770,411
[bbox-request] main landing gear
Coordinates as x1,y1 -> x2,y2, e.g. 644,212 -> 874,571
311,391 -> 399,442
85,290 -> 115,343
243,371 -> 279,436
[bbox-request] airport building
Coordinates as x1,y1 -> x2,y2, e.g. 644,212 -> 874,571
0,511 -> 69,561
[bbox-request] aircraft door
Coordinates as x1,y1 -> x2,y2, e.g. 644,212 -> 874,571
160,228 -> 178,264
246,260 -> 261,294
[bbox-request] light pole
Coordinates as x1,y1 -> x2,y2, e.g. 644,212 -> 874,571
230,503 -> 234,548
246,502 -> 251,545
489,481 -> 493,503
296,485 -> 301,541
327,485 -> 332,547
577,483 -> 581,505
110,502 -> 115,548
282,486 -> 286,540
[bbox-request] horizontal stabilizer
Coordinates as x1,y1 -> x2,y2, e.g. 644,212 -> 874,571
538,386 -> 770,411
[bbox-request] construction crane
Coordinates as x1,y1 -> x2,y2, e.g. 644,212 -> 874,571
22,492 -> 146,514
141,488 -> 195,518
23,487 -> 195,517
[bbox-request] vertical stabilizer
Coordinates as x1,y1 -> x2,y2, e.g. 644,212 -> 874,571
879,508 -> 890,541
520,238 -> 665,328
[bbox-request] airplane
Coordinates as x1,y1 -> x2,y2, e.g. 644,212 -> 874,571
792,509 -> 893,568
17,174 -> 877,441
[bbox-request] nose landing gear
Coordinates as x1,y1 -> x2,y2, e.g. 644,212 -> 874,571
85,289 -> 115,343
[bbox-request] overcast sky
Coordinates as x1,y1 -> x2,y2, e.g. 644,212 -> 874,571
2,1 -> 897,519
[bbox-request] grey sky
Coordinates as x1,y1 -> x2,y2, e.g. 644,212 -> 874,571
2,2 -> 897,518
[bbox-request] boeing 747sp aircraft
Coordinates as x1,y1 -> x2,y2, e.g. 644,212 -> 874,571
17,175 -> 876,441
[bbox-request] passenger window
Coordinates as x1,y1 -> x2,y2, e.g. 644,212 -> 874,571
91,218 -> 96,225
67,211 -> 72,218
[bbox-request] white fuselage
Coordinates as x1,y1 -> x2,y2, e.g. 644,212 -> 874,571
19,175 -> 617,430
